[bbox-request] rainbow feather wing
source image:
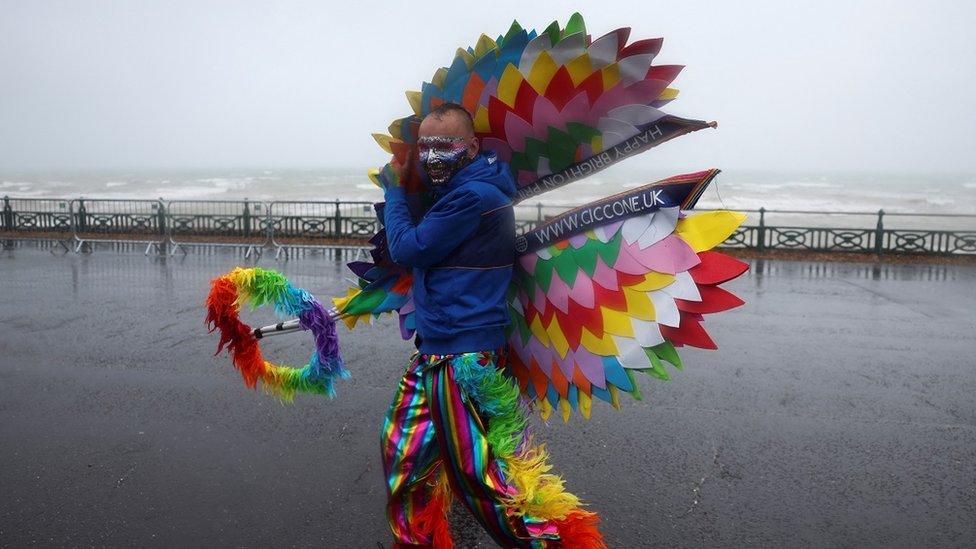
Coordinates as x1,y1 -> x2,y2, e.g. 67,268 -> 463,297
372,12 -> 714,204
341,14 -> 715,331
332,221 -> 415,336
505,176 -> 749,421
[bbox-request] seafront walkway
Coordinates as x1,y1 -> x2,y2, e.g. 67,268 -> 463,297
1,246 -> 974,547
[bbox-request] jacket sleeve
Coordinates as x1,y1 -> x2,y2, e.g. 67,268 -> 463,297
383,186 -> 483,269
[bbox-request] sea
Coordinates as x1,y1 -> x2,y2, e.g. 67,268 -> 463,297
2,167 -> 975,230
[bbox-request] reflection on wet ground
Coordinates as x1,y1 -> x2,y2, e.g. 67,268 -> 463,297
750,256 -> 968,283
2,243 -> 975,547
5,239 -> 971,291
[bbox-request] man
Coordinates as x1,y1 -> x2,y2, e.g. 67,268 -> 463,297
383,103 -> 515,357
379,103 -> 604,548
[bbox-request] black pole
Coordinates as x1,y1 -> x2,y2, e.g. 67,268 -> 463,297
77,199 -> 87,232
333,199 -> 342,237
757,207 -> 766,252
243,199 -> 251,238
156,200 -> 166,237
2,196 -> 12,231
875,209 -> 885,255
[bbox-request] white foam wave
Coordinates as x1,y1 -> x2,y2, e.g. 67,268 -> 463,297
925,197 -> 956,207
4,170 -> 975,219
4,189 -> 49,198
155,185 -> 230,199
728,181 -> 843,191
194,177 -> 249,190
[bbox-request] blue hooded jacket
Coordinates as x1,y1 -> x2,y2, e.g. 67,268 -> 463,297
383,152 -> 516,355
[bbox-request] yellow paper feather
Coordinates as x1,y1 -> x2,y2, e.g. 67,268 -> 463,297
658,87 -> 680,101
622,287 -> 655,321
528,316 -> 551,347
627,272 -> 675,292
474,34 -> 497,59
405,90 -> 422,115
676,211 -> 747,252
601,63 -> 620,90
601,307 -> 635,337
539,398 -> 553,420
371,133 -> 395,154
430,67 -> 448,88
544,317 -> 570,358
473,105 -> 491,133
367,168 -> 381,188
565,53 -> 593,86
454,47 -> 474,69
559,398 -> 572,422
578,391 -> 592,419
527,51 -> 558,94
497,64 -> 524,108
580,326 -> 618,355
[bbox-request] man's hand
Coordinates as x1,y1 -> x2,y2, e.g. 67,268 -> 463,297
378,150 -> 418,194
374,163 -> 400,193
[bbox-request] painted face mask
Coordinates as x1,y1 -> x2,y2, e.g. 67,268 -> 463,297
418,136 -> 472,186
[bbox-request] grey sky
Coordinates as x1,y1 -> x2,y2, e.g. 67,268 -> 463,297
1,0 -> 974,173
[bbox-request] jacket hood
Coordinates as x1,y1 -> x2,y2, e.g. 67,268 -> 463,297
433,151 -> 517,199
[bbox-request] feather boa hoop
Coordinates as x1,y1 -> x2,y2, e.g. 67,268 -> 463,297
205,267 -> 347,400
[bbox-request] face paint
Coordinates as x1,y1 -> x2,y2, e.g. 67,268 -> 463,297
418,136 -> 472,186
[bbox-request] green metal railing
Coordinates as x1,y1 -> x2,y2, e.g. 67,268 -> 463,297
2,195 -> 975,256
714,207 -> 976,255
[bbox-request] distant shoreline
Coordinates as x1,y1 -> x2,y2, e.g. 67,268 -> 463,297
3,167 -> 976,218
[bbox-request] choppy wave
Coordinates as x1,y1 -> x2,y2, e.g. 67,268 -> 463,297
2,169 -> 975,222
153,185 -> 232,199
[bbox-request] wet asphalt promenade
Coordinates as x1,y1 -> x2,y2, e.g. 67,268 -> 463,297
1,243 -> 974,548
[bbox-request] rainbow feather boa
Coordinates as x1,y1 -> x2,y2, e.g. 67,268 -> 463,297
450,354 -> 604,546
205,267 -> 347,400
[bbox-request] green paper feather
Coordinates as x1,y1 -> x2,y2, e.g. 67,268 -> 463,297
553,250 -> 580,286
567,122 -> 601,146
625,370 -> 643,401
543,21 -> 561,46
651,341 -> 683,370
564,13 -> 586,39
546,127 -> 578,172
571,243 -> 599,277
643,349 -> 671,380
533,257 -> 554,292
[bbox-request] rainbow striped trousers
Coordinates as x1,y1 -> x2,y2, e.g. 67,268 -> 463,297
380,351 -> 605,548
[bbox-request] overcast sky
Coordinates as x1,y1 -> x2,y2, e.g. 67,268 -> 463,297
1,0 -> 974,173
